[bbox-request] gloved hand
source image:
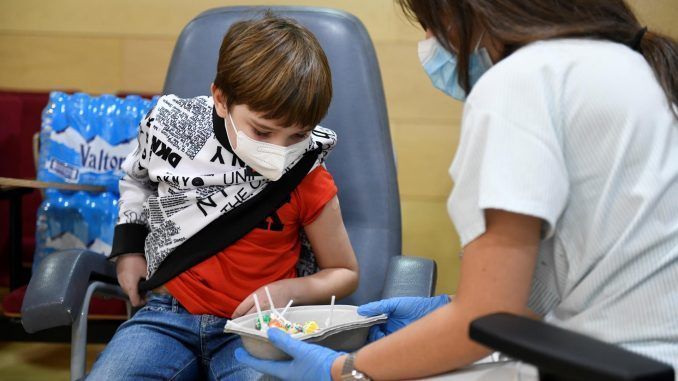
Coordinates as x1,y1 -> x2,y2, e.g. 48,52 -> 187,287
358,294 -> 450,342
234,328 -> 343,381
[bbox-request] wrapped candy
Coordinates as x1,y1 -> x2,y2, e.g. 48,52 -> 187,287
254,313 -> 271,330
254,313 -> 320,335
251,293 -> 329,336
268,318 -> 287,332
302,321 -> 320,334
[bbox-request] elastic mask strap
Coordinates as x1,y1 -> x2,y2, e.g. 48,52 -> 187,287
228,113 -> 239,134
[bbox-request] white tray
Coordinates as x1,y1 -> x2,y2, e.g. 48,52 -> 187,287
224,304 -> 387,360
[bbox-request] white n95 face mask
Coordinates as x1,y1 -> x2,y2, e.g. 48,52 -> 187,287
418,33 -> 493,101
227,113 -> 310,181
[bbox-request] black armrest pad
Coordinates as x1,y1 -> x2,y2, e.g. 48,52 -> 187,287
470,313 -> 674,381
381,256 -> 437,299
21,249 -> 119,333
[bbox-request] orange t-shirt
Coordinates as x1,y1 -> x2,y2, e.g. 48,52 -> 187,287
164,166 -> 337,317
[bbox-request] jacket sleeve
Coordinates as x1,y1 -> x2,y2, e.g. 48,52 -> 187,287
109,106 -> 158,259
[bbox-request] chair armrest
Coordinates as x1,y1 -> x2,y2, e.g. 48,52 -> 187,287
21,249 -> 120,333
380,256 -> 437,299
470,313 -> 674,381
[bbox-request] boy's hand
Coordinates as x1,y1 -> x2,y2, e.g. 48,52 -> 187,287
116,253 -> 147,307
232,282 -> 293,318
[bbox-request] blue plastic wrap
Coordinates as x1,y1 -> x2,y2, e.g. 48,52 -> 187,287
33,92 -> 157,272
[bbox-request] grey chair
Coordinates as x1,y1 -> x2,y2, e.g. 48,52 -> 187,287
21,7 -> 437,381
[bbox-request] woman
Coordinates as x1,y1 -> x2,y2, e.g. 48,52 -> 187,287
236,0 -> 678,379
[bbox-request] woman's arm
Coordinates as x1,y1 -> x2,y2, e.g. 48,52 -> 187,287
332,209 -> 542,380
233,195 -> 359,317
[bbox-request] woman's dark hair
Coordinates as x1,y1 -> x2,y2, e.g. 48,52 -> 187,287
398,0 -> 677,111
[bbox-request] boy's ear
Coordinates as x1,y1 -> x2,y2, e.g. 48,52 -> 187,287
211,83 -> 228,118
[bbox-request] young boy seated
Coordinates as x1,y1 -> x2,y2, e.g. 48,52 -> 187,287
87,13 -> 359,380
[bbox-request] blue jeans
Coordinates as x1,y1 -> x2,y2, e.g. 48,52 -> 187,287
87,293 -> 266,380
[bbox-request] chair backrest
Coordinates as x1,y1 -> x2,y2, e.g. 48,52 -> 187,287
163,7 -> 401,305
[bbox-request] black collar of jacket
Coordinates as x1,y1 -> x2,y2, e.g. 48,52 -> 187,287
212,106 -> 237,156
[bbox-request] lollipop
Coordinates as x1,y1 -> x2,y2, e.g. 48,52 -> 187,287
253,297 -> 321,335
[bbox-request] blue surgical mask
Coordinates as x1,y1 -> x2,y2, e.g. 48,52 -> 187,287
418,34 -> 494,101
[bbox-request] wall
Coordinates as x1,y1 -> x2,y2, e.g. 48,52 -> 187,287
0,0 -> 676,295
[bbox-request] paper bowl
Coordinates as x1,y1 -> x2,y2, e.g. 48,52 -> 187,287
224,305 -> 387,360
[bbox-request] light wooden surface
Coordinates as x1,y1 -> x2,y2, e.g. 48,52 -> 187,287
0,177 -> 105,192
0,0 -> 676,295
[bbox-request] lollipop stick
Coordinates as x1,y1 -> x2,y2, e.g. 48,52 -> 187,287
325,295 -> 336,328
264,286 -> 278,314
280,299 -> 294,318
253,294 -> 267,332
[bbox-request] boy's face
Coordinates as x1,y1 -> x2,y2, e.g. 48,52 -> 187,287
212,84 -> 312,148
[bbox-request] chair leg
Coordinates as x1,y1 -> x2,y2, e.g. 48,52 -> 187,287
70,281 -> 129,381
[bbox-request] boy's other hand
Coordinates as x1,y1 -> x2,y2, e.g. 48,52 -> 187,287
232,282 -> 293,318
116,253 -> 147,307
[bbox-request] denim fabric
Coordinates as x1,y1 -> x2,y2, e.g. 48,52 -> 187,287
87,293 -> 267,380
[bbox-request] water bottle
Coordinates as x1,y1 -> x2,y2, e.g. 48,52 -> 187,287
32,190 -> 87,271
32,189 -> 56,273
33,92 -> 158,268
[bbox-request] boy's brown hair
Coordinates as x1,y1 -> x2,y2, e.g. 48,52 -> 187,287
214,12 -> 332,129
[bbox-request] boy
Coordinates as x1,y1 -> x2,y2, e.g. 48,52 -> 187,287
88,13 -> 359,380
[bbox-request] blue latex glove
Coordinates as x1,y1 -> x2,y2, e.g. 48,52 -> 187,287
234,328 -> 343,381
358,294 -> 450,342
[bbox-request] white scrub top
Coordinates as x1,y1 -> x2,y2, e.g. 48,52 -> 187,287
448,38 -> 678,370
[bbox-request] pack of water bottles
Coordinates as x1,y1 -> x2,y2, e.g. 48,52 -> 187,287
33,92 -> 158,272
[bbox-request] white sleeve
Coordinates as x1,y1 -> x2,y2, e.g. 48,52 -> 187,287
110,106 -> 158,257
447,62 -> 570,247
118,107 -> 157,224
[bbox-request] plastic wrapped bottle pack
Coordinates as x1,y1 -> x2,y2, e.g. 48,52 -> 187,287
33,92 -> 157,272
